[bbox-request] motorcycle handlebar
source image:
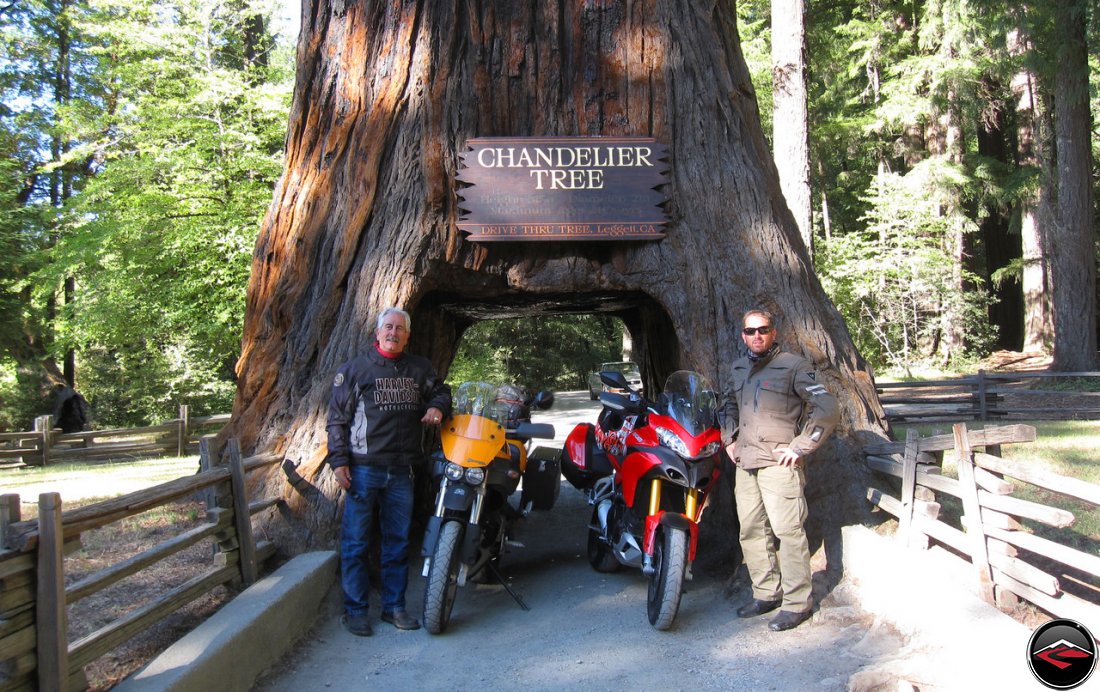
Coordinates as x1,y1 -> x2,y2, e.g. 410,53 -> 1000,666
599,391 -> 647,415
508,422 -> 556,440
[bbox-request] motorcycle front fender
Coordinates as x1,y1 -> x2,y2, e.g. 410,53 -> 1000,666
421,482 -> 476,557
643,511 -> 699,560
421,514 -> 444,558
460,520 -> 482,565
441,482 -> 477,512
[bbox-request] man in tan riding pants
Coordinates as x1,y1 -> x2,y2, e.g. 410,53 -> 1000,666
722,308 -> 839,632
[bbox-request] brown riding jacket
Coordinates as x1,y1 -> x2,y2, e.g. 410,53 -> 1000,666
720,349 -> 840,470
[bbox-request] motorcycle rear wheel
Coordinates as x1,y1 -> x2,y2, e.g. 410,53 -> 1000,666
647,525 -> 688,630
586,506 -> 620,573
423,520 -> 462,634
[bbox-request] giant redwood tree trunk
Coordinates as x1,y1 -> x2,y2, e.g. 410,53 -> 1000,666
225,0 -> 888,568
1048,0 -> 1097,371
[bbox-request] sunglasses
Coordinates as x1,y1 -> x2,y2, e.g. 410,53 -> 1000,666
742,326 -> 773,336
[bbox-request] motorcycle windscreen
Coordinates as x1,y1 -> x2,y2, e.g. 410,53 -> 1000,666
660,370 -> 719,436
441,413 -> 505,467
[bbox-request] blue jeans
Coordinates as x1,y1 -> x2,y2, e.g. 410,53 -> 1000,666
341,465 -> 414,616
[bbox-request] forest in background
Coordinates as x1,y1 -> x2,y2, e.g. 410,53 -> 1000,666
0,0 -> 1096,431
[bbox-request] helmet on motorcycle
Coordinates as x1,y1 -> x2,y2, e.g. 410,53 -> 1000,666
495,384 -> 530,426
495,384 -> 526,403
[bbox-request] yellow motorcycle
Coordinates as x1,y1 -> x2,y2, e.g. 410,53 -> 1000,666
420,382 -> 558,634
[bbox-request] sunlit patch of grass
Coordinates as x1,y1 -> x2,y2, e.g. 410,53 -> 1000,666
2,456 -> 201,508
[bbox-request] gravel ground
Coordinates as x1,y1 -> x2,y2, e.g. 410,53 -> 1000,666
250,479 -> 894,691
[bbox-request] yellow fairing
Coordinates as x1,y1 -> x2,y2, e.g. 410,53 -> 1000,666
441,414 -> 505,468
513,444 -> 529,473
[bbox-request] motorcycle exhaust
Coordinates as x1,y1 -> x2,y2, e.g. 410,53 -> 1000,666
596,498 -> 612,532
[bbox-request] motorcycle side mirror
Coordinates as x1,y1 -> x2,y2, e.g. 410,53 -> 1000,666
532,390 -> 554,410
600,370 -> 631,390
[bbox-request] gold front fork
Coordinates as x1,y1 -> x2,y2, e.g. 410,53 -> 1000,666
648,478 -> 662,516
685,488 -> 699,521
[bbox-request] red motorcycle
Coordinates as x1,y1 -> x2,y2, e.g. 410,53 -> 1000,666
560,369 -> 722,630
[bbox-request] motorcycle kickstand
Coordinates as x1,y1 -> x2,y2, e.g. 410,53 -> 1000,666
484,560 -> 530,612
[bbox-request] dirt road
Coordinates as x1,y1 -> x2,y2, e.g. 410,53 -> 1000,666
251,485 -> 892,690
251,392 -> 894,690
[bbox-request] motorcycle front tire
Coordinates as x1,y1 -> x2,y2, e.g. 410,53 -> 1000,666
647,525 -> 688,630
586,506 -> 620,573
423,520 -> 463,634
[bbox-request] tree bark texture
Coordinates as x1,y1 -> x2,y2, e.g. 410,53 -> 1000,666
943,91 -> 967,363
770,0 -> 812,255
1010,31 -> 1053,354
226,0 -> 887,562
1048,0 -> 1097,371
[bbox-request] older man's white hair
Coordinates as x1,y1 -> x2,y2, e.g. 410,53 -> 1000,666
377,307 -> 411,331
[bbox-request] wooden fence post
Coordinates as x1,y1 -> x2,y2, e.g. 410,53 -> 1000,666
198,435 -> 220,514
0,493 -> 20,549
36,492 -> 68,692
35,415 -> 54,466
177,404 -> 191,457
976,369 -> 988,421
200,435 -> 258,585
953,423 -> 996,605
898,429 -> 924,548
226,438 -> 258,586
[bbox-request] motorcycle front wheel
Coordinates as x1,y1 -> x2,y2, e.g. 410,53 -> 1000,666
646,525 -> 688,630
423,520 -> 462,634
586,506 -> 620,573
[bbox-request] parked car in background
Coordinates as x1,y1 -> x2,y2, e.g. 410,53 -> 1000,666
587,361 -> 644,399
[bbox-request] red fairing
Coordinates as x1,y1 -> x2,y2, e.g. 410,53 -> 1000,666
646,413 -> 722,455
619,451 -> 662,507
564,424 -> 591,468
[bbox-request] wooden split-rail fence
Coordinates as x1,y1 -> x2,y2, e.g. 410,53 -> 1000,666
0,406 -> 229,468
876,369 -> 1100,422
865,423 -> 1100,623
0,438 -> 282,691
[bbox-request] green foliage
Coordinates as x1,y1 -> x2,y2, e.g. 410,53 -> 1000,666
817,165 -> 997,373
0,359 -> 51,431
74,346 -> 237,427
0,0 -> 293,427
801,0 -> 1092,373
449,315 -> 624,392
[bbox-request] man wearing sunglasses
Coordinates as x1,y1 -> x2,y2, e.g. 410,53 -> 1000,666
721,308 -> 839,632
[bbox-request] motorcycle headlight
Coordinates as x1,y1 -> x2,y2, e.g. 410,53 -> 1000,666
655,426 -> 691,457
699,441 -> 721,458
464,467 -> 486,485
656,428 -> 720,460
444,462 -> 465,481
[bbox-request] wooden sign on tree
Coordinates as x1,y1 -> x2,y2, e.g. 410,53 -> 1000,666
456,137 -> 669,241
